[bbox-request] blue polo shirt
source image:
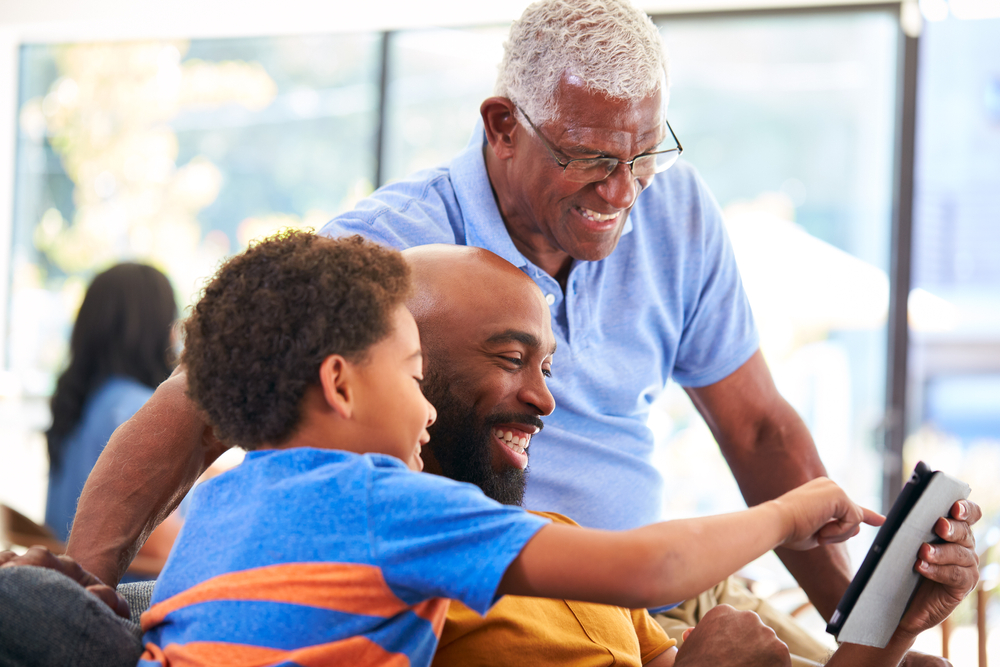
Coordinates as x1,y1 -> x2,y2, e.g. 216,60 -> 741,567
319,127 -> 758,531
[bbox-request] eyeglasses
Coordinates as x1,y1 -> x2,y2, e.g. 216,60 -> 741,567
516,106 -> 683,184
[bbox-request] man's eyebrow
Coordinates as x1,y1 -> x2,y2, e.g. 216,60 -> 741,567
486,329 -> 557,356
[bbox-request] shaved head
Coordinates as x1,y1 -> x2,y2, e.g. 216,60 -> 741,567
404,245 -> 553,357
402,245 -> 556,505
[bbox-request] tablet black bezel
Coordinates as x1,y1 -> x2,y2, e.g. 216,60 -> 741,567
826,461 -> 936,636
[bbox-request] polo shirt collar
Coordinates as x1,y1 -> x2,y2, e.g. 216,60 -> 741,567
449,123 -> 530,269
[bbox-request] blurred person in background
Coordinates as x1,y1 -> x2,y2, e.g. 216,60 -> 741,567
45,262 -> 181,560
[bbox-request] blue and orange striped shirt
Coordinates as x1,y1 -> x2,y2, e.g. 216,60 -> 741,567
138,448 -> 548,667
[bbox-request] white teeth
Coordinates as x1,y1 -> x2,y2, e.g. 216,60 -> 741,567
580,207 -> 618,222
493,428 -> 532,456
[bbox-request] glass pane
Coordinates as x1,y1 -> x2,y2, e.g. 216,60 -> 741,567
651,12 -> 898,565
382,26 -> 507,183
10,34 -> 382,397
909,15 -> 1000,544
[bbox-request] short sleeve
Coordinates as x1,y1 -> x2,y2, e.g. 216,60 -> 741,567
368,468 -> 548,615
631,608 -> 676,664
669,168 -> 759,387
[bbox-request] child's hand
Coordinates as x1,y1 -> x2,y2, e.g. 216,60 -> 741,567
772,477 -> 884,551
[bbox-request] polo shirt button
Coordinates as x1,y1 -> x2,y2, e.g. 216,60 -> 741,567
545,293 -> 556,305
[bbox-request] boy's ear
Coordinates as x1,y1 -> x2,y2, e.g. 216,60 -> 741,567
319,354 -> 354,419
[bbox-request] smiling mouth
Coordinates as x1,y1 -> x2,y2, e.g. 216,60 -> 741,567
578,207 -> 619,223
492,426 -> 536,459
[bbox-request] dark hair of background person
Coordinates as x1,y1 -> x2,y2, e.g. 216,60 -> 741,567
46,263 -> 178,472
182,231 -> 410,450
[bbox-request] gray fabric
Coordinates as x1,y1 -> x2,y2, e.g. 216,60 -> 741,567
118,580 -> 155,625
0,565 -> 142,667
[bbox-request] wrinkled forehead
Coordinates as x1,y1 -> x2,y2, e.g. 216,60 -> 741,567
549,77 -> 667,150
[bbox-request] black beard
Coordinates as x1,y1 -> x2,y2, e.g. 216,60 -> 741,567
422,373 -> 541,506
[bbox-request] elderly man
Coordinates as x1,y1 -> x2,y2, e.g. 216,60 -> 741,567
0,244 -> 981,667
66,0 -> 976,664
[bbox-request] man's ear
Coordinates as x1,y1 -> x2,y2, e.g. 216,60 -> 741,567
318,354 -> 354,419
481,96 -> 519,160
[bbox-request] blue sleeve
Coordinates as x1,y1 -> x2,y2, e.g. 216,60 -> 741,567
368,470 -> 548,615
318,170 -> 464,250
669,168 -> 759,387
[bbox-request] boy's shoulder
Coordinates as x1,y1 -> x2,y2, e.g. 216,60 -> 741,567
241,446 -> 406,470
216,447 -> 492,505
230,447 -> 410,480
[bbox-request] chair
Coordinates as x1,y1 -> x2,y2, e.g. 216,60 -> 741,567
0,503 -> 165,578
0,504 -> 63,554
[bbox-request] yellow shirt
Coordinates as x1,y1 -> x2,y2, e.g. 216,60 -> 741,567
432,511 -> 676,667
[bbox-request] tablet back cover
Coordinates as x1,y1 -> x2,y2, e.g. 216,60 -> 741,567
834,471 -> 970,648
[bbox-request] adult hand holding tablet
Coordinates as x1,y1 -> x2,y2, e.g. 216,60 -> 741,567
828,462 -> 976,648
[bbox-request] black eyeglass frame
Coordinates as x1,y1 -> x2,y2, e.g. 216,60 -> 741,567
516,105 -> 683,183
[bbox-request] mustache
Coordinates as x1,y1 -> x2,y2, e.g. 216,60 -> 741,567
484,411 -> 545,433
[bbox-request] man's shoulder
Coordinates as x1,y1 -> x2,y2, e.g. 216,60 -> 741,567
617,159 -> 724,261
319,166 -> 465,249
633,159 -> 714,215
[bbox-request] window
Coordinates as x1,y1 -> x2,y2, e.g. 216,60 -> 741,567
908,15 -> 1000,532
11,34 -> 382,395
650,12 -> 899,541
382,27 -> 507,182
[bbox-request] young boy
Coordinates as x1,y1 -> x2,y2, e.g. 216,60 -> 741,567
139,231 -> 878,666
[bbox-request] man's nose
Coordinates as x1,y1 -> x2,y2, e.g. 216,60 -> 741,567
520,371 -> 556,417
595,162 -> 639,210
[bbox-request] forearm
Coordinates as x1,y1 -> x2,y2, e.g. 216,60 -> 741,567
501,503 -> 788,608
826,632 -> 915,667
631,506 -> 792,605
66,370 -> 226,586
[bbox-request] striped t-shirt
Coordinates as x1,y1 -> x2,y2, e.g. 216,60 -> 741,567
139,447 -> 548,666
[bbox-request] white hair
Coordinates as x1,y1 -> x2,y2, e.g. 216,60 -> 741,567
495,0 -> 669,126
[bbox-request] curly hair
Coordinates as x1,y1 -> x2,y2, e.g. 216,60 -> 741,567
495,0 -> 668,126
182,231 -> 410,449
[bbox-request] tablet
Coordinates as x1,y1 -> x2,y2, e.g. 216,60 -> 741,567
826,461 -> 970,648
